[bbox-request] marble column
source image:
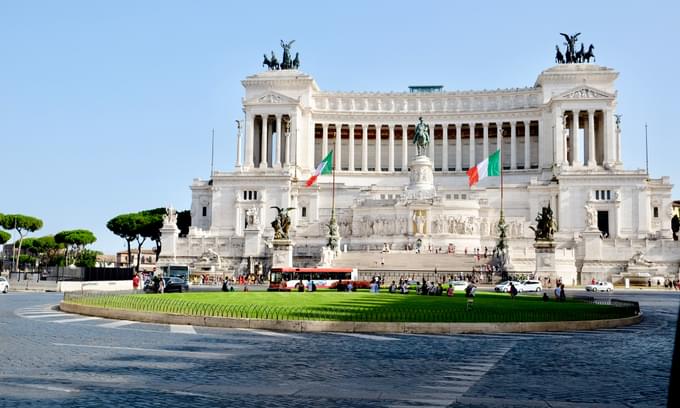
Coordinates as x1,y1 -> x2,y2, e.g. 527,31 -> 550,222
388,124 -> 395,172
455,123 -> 462,171
524,120 -> 531,169
587,110 -> 596,167
322,123 -> 328,157
469,123 -> 476,167
375,125 -> 381,172
429,122 -> 435,160
510,121 -> 517,170
362,125 -> 368,171
402,125 -> 408,171
572,111 -> 582,166
496,123 -> 503,168
284,118 -> 291,166
348,124 -> 355,171
260,115 -> 268,168
442,124 -> 448,171
482,122 -> 489,159
245,113 -> 254,168
274,115 -> 282,167
334,124 -> 342,171
604,108 -> 614,166
235,119 -> 243,168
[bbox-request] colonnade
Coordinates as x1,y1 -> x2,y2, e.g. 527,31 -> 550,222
559,109 -> 611,167
244,113 -> 292,168
314,120 -> 540,172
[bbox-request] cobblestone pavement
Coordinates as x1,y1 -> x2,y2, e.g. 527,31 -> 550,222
0,291 -> 677,407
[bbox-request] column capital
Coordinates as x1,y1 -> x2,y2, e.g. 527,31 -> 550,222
587,109 -> 595,115
482,122 -> 489,128
523,120 -> 530,126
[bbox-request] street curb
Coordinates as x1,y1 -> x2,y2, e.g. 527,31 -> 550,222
59,301 -> 642,334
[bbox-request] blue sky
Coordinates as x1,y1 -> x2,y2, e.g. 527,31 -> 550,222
1,0 -> 678,254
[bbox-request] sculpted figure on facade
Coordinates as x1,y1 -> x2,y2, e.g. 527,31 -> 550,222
246,207 -> 260,228
413,213 -> 426,234
163,206 -> 177,226
585,204 -> 598,229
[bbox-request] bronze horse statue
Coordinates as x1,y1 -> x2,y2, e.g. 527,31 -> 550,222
263,52 -> 279,70
555,45 -> 565,64
583,44 -> 595,62
575,43 -> 585,63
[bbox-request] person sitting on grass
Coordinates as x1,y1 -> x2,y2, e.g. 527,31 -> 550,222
542,292 -> 549,302
464,282 -> 476,298
347,281 -> 354,292
389,281 -> 396,293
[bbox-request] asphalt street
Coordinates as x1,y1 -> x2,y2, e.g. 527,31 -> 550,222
0,291 -> 677,408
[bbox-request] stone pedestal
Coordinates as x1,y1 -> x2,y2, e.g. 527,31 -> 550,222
535,241 -> 578,286
404,155 -> 435,200
243,228 -> 262,257
159,224 -> 180,262
271,239 -> 294,268
534,241 -> 557,282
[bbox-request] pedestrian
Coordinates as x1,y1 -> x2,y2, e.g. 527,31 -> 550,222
132,273 -> 140,293
542,292 -> 549,302
447,284 -> 454,297
554,284 -> 561,301
510,282 -> 518,299
158,276 -> 165,294
559,284 -> 566,302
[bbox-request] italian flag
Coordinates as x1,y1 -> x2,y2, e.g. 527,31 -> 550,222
467,149 -> 501,186
306,150 -> 334,187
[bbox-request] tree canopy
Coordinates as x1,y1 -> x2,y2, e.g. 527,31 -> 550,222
0,213 -> 43,271
0,230 -> 10,245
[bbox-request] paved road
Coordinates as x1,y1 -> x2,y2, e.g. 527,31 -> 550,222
0,291 -> 677,408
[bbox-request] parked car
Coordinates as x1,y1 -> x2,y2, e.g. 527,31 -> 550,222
495,281 -> 522,293
144,277 -> 189,293
520,280 -> 543,292
585,281 -> 614,292
0,277 -> 9,293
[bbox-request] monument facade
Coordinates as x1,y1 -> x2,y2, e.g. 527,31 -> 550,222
160,38 -> 679,283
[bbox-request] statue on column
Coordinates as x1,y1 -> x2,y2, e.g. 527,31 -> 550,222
270,206 -> 295,240
585,204 -> 598,230
413,117 -> 430,157
163,206 -> 177,226
529,204 -> 557,241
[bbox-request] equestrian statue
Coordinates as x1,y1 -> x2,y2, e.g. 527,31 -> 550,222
413,117 -> 430,157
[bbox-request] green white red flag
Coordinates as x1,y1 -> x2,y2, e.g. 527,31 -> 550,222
467,149 -> 501,186
306,150 -> 334,187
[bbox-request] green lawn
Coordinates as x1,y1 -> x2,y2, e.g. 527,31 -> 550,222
64,291 -> 636,323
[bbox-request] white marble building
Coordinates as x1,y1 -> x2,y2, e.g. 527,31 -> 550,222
160,62 -> 679,283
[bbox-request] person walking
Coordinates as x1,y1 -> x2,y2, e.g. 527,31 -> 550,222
158,276 -> 165,294
509,282 -> 518,299
554,284 -> 561,301
132,273 -> 140,293
559,284 -> 566,302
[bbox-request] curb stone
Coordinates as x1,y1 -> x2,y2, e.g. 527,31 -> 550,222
59,301 -> 642,334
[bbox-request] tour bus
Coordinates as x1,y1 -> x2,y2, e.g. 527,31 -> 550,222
268,267 -> 357,291
160,265 -> 190,281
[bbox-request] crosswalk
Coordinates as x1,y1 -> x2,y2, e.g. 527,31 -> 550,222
387,344 -> 515,407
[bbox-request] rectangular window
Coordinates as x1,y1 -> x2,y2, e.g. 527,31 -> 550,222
461,194 -> 467,200
253,191 -> 258,200
654,207 -> 659,218
202,206 -> 207,217
301,207 -> 307,217
596,191 -> 600,200
606,191 -> 611,200
243,191 -> 247,200
454,194 -> 459,200
446,194 -> 452,200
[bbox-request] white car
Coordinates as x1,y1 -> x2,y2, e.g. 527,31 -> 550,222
494,280 -> 522,293
0,277 -> 9,293
585,281 -> 614,292
520,280 -> 543,292
448,280 -> 469,292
